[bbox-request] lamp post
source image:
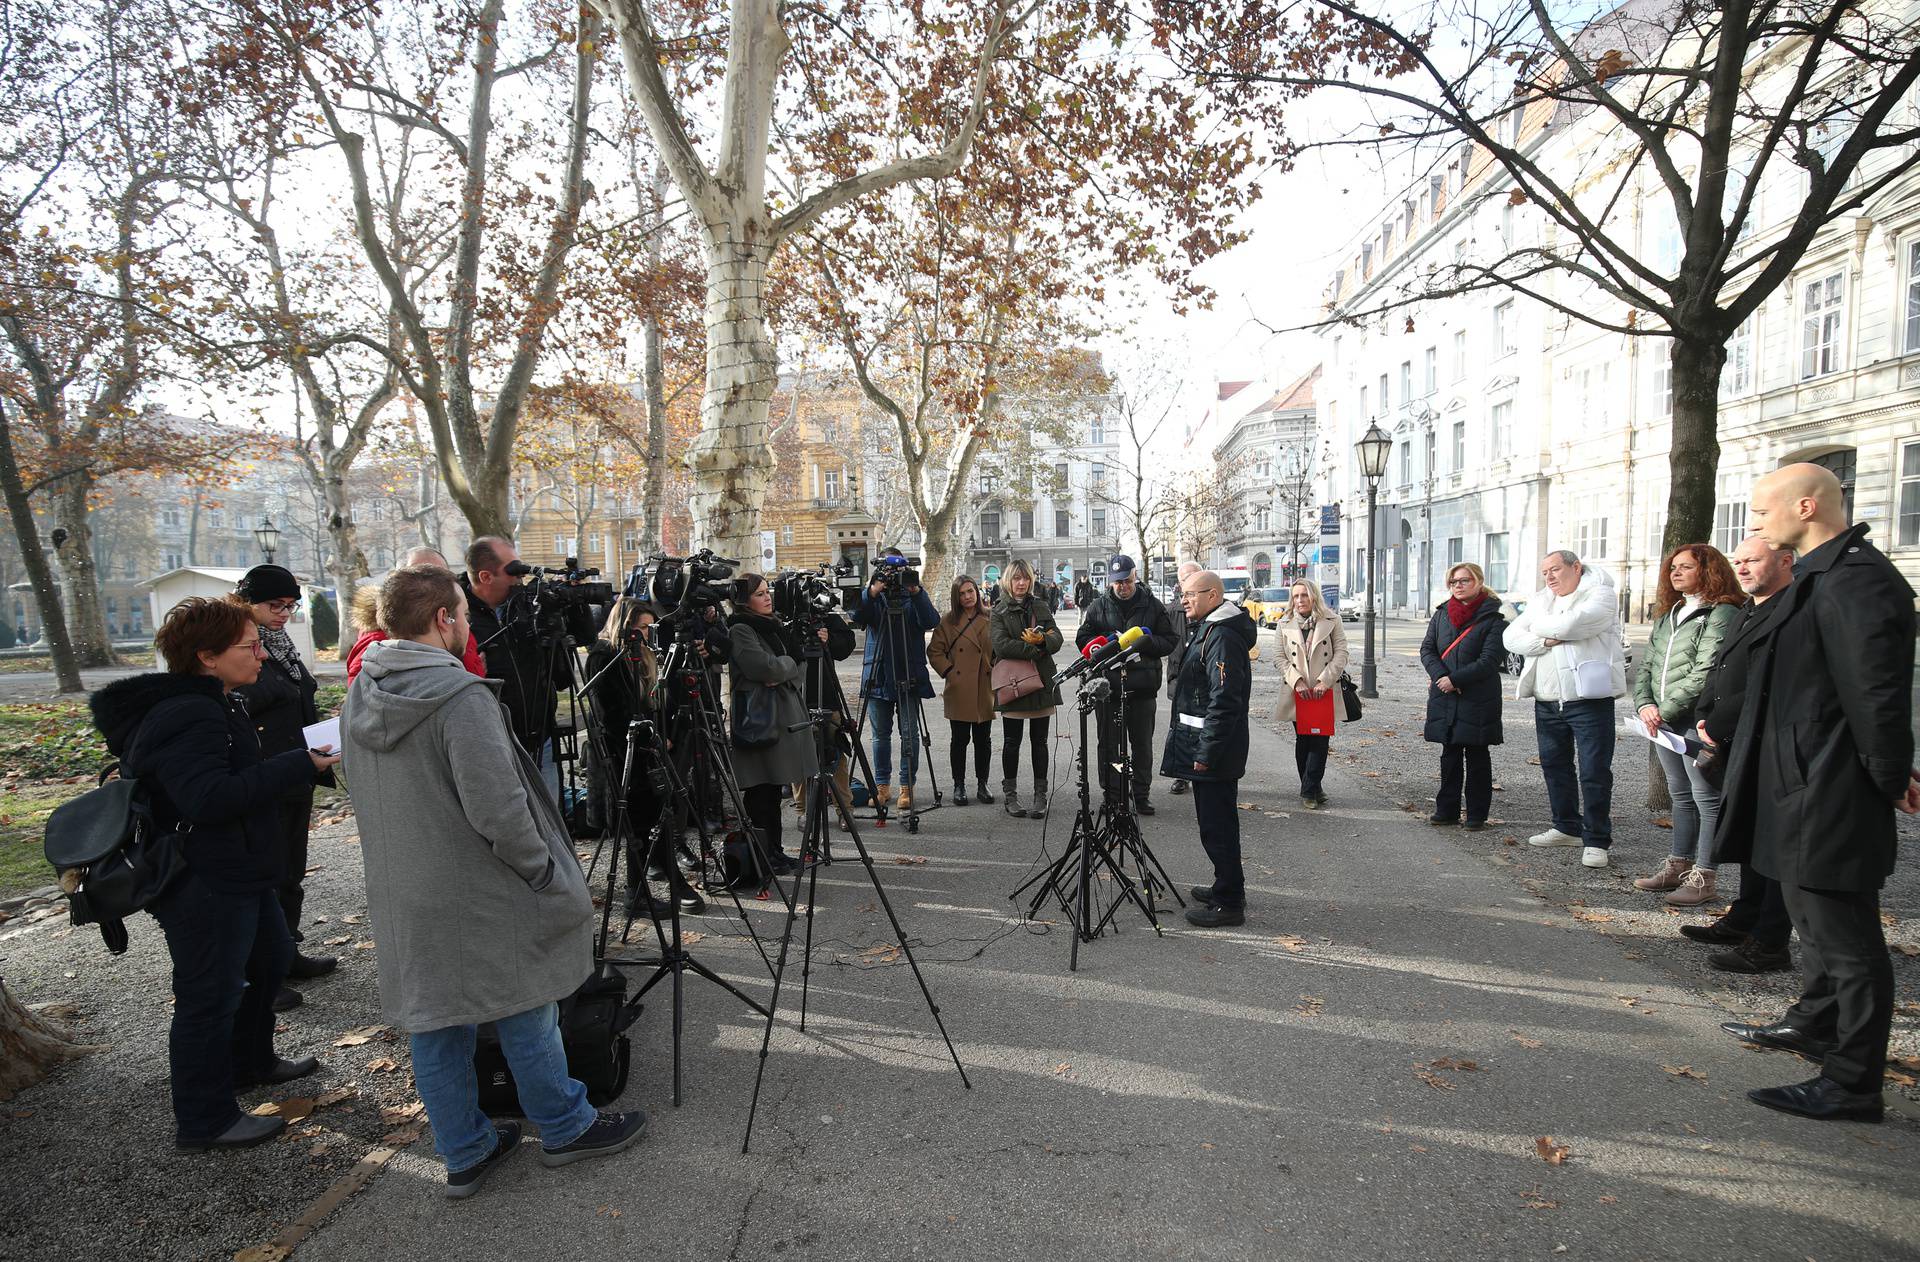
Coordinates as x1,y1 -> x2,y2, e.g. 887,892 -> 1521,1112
253,515 -> 282,565
1355,423 -> 1392,699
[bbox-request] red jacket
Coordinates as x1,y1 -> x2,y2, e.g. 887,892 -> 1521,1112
346,629 -> 484,682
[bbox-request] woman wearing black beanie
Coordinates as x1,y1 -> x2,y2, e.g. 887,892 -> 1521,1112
232,565 -> 336,1009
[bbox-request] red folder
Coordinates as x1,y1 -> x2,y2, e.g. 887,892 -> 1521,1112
1293,688 -> 1336,736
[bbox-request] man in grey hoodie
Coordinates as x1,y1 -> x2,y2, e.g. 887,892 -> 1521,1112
344,565 -> 645,1199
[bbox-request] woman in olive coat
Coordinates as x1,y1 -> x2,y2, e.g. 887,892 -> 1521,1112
927,575 -> 996,805
1419,562 -> 1508,829
988,559 -> 1062,818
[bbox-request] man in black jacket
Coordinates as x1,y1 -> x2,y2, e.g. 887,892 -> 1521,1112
463,537 -> 592,792
1680,536 -> 1795,972
1163,562 -> 1201,797
1713,464 -> 1918,1123
1162,571 -> 1257,928
1075,555 -> 1176,814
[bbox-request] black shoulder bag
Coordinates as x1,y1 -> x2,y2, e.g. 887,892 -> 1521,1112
42,766 -> 188,954
1338,672 -> 1363,723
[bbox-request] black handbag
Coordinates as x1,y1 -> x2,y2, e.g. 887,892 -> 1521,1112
730,685 -> 781,750
475,969 -> 637,1114
43,768 -> 186,954
1338,672 -> 1363,723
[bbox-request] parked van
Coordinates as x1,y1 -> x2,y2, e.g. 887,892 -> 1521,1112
1215,568 -> 1254,606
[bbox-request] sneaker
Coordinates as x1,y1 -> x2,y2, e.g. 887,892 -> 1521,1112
446,1122 -> 522,1199
1581,846 -> 1610,869
1528,828 -> 1582,848
1169,780 -> 1190,796
538,1110 -> 648,1168
1708,937 -> 1793,974
1634,856 -> 1690,892
1664,867 -> 1718,906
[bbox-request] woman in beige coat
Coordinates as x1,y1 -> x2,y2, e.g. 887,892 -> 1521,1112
927,575 -> 996,805
1273,580 -> 1349,807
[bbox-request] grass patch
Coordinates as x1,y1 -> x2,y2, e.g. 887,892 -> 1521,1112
316,682 -> 347,717
0,702 -> 111,779
0,650 -> 153,674
0,781 -> 81,897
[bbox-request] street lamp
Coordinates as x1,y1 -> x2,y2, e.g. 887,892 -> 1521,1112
1355,423 -> 1392,699
253,515 -> 282,565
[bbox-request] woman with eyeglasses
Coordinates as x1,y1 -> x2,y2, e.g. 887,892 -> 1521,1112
89,597 -> 341,1150
232,565 -> 337,1008
1418,563 -> 1509,829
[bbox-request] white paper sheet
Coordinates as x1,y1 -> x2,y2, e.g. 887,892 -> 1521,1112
1621,714 -> 1687,755
302,716 -> 342,752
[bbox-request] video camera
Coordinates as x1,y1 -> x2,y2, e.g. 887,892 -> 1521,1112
498,557 -> 612,641
773,563 -> 851,659
872,552 -> 922,595
639,549 -> 738,622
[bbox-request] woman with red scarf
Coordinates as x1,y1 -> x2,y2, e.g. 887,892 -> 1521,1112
1419,562 -> 1510,829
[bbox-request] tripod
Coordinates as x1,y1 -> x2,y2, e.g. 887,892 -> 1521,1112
852,588 -> 942,834
743,708 -> 970,1153
578,619 -> 791,1106
1010,662 -> 1185,971
796,626 -> 881,852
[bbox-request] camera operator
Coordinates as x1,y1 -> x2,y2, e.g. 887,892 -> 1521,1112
851,556 -> 941,810
773,571 -> 857,815
1074,555 -> 1176,815
583,596 -> 704,917
462,536 -> 594,793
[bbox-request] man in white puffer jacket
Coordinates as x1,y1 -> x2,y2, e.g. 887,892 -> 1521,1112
1504,550 -> 1627,869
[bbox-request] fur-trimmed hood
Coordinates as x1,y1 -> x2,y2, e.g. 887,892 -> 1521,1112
89,672 -> 224,757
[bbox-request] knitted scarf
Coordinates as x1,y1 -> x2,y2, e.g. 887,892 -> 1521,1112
1445,594 -> 1486,629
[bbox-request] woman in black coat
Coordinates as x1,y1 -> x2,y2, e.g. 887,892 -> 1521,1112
231,565 -> 334,1005
90,597 -> 340,1151
1419,563 -> 1508,829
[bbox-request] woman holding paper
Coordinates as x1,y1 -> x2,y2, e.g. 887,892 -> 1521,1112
1273,580 -> 1348,808
1419,563 -> 1508,829
231,565 -> 337,1004
1631,544 -> 1742,906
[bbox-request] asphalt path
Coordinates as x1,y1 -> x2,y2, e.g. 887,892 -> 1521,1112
279,611 -> 1920,1262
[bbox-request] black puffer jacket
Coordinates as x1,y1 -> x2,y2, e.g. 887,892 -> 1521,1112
1418,600 -> 1508,747
89,674 -> 316,894
1160,603 -> 1257,782
1075,586 -> 1177,695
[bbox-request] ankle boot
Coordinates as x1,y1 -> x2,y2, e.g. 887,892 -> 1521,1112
1003,780 -> 1025,818
1029,784 -> 1048,819
1664,867 -> 1718,907
974,781 -> 996,805
1634,855 -> 1690,892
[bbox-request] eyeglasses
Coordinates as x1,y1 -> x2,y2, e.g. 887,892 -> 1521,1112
1446,576 -> 1477,586
264,600 -> 299,615
230,639 -> 265,656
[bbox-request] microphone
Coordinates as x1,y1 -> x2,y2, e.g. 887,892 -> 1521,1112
1061,626 -> 1144,681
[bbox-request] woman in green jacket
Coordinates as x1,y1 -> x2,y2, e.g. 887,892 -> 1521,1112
1631,544 -> 1742,906
988,559 -> 1062,818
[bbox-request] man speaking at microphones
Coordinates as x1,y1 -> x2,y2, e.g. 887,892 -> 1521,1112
1163,570 -> 1257,928
1075,556 -> 1175,814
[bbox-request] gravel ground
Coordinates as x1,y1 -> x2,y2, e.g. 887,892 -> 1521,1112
1280,616 -> 1920,1086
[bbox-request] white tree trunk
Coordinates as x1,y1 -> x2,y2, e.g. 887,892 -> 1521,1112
686,228 -> 777,562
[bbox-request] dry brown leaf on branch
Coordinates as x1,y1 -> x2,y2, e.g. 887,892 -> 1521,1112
1534,1136 -> 1571,1165
1661,1064 -> 1707,1083
334,1025 -> 389,1047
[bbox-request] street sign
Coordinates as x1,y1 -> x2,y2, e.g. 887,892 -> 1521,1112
759,530 -> 776,572
1319,504 -> 1341,535
1322,584 -> 1340,609
1320,544 -> 1340,565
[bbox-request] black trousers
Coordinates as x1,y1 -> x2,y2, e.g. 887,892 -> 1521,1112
149,873 -> 294,1142
1098,691 -> 1158,801
949,719 -> 992,787
1190,778 -> 1244,907
1779,882 -> 1893,1093
743,783 -> 785,855
276,789 -> 314,939
1001,715 -> 1050,785
1435,743 -> 1492,823
1293,734 -> 1330,797
1721,868 -> 1793,951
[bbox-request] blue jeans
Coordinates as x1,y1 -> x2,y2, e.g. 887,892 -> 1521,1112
149,873 -> 295,1142
1655,742 -> 1722,867
867,694 -> 921,786
410,1003 -> 597,1173
1534,698 -> 1615,848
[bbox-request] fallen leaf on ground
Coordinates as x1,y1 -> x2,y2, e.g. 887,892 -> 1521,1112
1052,1062 -> 1071,1075
1271,933 -> 1308,952
1510,1031 -> 1544,1050
1534,1136 -> 1571,1165
1614,995 -> 1642,1008
891,856 -> 928,865
1886,1069 -> 1918,1087
1598,1196 -> 1618,1205
1572,910 -> 1614,924
1413,1065 -> 1456,1091
380,1123 -> 425,1146
1890,1055 -> 1920,1073
1651,817 -> 1671,829
353,940 -> 375,950
1296,995 -> 1325,1016
314,1086 -> 357,1107
303,866 -> 324,876
322,935 -> 352,946
250,1097 -> 316,1124
1429,1057 -> 1481,1072
366,1058 -> 400,1073
1894,944 -> 1920,958
1661,1064 -> 1707,1083
334,1025 -> 389,1047
342,914 -> 363,924
379,1101 -> 425,1123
